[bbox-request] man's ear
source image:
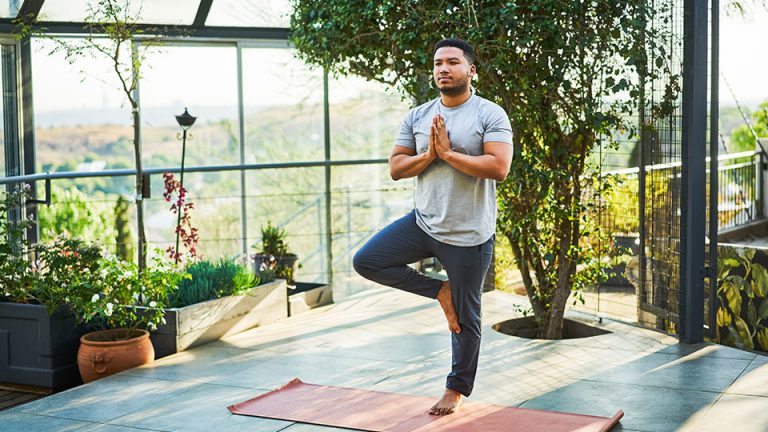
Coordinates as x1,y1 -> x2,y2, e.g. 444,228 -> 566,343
469,64 -> 476,79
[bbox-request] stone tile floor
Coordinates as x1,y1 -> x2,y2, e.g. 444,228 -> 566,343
2,287 -> 767,432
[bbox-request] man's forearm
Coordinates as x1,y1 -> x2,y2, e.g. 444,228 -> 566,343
441,151 -> 508,181
390,152 -> 435,180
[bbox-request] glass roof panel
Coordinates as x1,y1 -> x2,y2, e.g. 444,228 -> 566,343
206,0 -> 290,28
38,0 -> 201,25
1,0 -> 21,18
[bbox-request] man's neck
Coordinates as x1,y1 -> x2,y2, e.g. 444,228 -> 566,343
440,88 -> 472,108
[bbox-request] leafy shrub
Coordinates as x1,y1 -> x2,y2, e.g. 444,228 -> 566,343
715,246 -> 768,352
168,258 -> 259,308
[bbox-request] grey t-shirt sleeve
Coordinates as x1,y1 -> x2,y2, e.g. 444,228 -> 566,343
483,104 -> 513,145
395,110 -> 416,149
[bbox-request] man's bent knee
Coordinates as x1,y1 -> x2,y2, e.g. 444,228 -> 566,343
352,248 -> 376,278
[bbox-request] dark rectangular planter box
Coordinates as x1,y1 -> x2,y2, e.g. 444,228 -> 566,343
0,302 -> 87,391
288,282 -> 333,317
146,279 -> 287,359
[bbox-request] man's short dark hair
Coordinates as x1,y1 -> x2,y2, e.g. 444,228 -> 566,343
433,38 -> 476,64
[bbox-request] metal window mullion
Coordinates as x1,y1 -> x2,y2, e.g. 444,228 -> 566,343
323,69 -> 332,284
237,42 -> 248,260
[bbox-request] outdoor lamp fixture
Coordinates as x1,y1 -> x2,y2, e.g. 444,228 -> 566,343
174,107 -> 197,264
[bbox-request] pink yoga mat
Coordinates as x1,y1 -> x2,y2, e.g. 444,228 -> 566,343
228,378 -> 624,432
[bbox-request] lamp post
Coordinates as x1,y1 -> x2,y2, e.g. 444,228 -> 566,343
174,107 -> 196,264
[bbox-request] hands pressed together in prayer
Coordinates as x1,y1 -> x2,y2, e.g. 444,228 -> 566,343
428,113 -> 452,161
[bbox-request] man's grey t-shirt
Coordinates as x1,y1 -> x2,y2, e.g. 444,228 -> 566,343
396,93 -> 513,247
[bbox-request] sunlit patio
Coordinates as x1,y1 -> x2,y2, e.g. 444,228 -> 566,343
1,287 -> 766,432
3,1 -> 768,431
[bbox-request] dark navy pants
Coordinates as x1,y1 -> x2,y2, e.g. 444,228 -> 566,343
352,210 -> 494,397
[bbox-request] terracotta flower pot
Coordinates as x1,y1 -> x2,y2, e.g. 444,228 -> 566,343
77,328 -> 155,383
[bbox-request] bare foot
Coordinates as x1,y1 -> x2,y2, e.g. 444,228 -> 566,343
437,280 -> 461,334
429,388 -> 463,415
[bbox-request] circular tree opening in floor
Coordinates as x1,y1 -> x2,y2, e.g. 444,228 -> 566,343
493,317 -> 612,339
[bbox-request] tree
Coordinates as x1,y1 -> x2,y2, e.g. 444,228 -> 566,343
114,194 -> 135,261
291,0 -> 659,338
37,184 -> 116,244
729,100 -> 768,154
17,0 -> 168,271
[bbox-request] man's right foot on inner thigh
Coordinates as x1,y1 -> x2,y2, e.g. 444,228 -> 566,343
437,280 -> 461,333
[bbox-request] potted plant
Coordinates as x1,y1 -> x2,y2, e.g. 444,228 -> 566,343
145,258 -> 287,358
252,221 -> 299,285
0,187 -> 102,391
69,254 -> 184,383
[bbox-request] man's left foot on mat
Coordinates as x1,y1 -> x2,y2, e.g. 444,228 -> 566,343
429,388 -> 463,415
437,281 -> 461,334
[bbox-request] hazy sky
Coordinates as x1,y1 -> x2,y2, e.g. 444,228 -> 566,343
720,3 -> 768,108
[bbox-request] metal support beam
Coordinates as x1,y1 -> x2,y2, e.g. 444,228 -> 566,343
680,0 -> 708,344
17,0 -> 44,20
707,0 -> 720,339
193,0 -> 214,28
0,20 -> 290,40
19,37 -> 38,243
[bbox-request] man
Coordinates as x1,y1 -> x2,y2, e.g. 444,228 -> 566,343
353,38 -> 513,415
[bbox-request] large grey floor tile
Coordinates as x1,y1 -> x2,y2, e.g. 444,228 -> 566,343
677,393 -> 768,432
110,383 -> 291,432
121,344 -> 280,383
520,380 -> 719,432
650,342 -> 757,360
583,352 -> 751,393
212,352 -> 404,390
0,412 -> 107,432
11,375 -> 200,423
726,355 -> 768,396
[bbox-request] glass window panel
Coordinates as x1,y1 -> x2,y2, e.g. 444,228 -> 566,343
145,170 -> 242,259
0,0 -> 20,18
206,0 -> 290,28
245,167 -> 325,282
329,75 -> 410,160
331,165 -> 414,300
242,48 -> 323,163
32,38 -> 132,175
37,180 -> 134,250
39,0 -> 200,25
140,45 -> 239,168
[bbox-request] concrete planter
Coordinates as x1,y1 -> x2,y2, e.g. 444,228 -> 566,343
289,282 -> 333,316
0,302 -> 88,391
146,279 -> 287,359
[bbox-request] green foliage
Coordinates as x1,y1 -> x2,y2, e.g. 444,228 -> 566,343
72,253 -> 185,335
1,186 -> 38,302
601,175 -> 640,235
168,258 -> 259,308
729,100 -> 768,154
292,0 -> 662,338
38,184 -> 116,246
715,246 -> 768,352
114,194 -> 135,262
1,187 -> 181,338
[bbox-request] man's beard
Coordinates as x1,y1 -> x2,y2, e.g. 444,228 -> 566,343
438,75 -> 470,97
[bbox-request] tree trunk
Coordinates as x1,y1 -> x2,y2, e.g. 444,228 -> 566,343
132,104 -> 146,271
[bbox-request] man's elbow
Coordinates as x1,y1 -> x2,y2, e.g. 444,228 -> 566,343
389,167 -> 401,181
493,165 -> 510,182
